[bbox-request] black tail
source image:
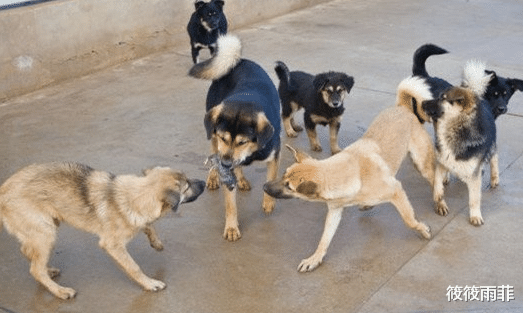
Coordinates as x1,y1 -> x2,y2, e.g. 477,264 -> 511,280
275,61 -> 298,94
412,44 -> 448,77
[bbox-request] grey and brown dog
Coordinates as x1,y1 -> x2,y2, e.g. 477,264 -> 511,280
0,163 -> 205,299
264,76 -> 436,272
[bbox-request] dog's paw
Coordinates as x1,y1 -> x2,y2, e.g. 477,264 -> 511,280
48,267 -> 61,279
297,255 -> 323,272
150,240 -> 164,252
331,147 -> 342,155
54,286 -> 77,300
470,215 -> 484,226
223,227 -> 241,241
206,170 -> 220,190
417,223 -> 432,239
286,130 -> 299,138
435,201 -> 449,216
237,177 -> 251,191
490,176 -> 499,189
311,144 -> 322,152
262,196 -> 276,215
143,279 -> 166,292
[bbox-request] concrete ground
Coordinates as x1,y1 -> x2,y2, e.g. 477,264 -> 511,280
1,0 -> 523,312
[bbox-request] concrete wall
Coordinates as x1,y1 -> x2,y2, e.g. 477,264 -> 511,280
0,0 -> 332,102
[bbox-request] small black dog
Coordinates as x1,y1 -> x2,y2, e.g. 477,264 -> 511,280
483,70 -> 523,118
275,61 -> 354,154
186,0 -> 227,64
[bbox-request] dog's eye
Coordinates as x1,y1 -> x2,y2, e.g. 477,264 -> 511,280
494,92 -> 499,96
237,140 -> 247,146
503,91 -> 507,95
284,181 -> 292,189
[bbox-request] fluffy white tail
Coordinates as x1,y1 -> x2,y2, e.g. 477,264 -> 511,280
462,60 -> 492,96
188,34 -> 242,80
396,76 -> 433,106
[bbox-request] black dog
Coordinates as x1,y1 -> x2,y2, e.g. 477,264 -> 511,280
186,0 -> 227,64
275,61 -> 354,154
483,70 -> 523,118
189,34 -> 281,241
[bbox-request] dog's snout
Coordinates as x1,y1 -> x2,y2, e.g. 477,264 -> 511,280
220,158 -> 233,169
496,106 -> 508,115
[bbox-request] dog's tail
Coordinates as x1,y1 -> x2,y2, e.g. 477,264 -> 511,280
275,61 -> 291,86
462,60 -> 492,96
188,34 -> 242,80
412,44 -> 448,77
396,76 -> 434,122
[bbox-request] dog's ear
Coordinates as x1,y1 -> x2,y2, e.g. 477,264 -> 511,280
313,73 -> 329,91
195,0 -> 205,10
204,104 -> 224,140
213,0 -> 225,9
296,181 -> 319,198
162,189 -> 181,212
486,70 -> 498,85
341,74 -> 355,92
508,78 -> 523,92
256,112 -> 274,148
286,144 -> 311,163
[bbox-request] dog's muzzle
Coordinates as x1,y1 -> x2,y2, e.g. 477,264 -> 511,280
421,99 -> 443,120
182,179 -> 206,204
263,180 -> 293,199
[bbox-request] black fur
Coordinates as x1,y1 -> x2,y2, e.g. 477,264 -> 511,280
484,70 -> 523,118
205,59 -> 281,166
275,61 -> 354,153
422,93 -> 496,163
413,43 -> 523,120
186,0 -> 227,64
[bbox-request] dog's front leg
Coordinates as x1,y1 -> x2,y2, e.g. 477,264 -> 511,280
99,239 -> 166,291
489,152 -> 500,188
143,225 -> 163,251
329,119 -> 342,155
466,172 -> 484,226
263,153 -> 280,214
433,162 -> 449,216
304,114 -> 322,152
298,203 -> 343,272
206,136 -> 220,190
223,187 -> 241,241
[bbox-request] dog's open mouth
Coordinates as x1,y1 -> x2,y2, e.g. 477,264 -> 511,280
205,154 -> 237,190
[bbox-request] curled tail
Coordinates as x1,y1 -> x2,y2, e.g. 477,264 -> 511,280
188,34 -> 242,80
412,44 -> 449,77
396,76 -> 434,123
274,61 -> 291,87
462,60 -> 492,96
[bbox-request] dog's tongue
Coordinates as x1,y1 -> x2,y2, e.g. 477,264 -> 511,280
205,154 -> 237,190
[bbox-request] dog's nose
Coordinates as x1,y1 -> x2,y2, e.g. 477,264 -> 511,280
220,159 -> 233,169
496,106 -> 508,115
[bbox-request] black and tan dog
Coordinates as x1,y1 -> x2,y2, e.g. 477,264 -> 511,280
483,69 -> 523,118
422,60 -> 496,226
0,163 -> 205,299
264,77 -> 435,272
187,0 -> 227,64
274,61 -> 354,154
189,34 -> 281,241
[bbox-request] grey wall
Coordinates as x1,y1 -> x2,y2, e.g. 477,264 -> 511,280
0,0 -> 332,101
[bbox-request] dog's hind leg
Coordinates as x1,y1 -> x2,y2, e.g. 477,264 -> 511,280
282,102 -> 301,137
466,173 -> 484,226
489,152 -> 500,188
99,237 -> 166,291
143,225 -> 163,251
20,229 -> 76,299
298,203 -> 343,272
233,167 -> 251,191
223,187 -> 241,241
408,123 -> 436,188
388,179 -> 431,239
262,153 -> 280,215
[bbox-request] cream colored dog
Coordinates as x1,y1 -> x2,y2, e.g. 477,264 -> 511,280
264,77 -> 435,272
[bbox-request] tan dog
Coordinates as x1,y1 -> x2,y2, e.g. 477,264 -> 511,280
0,163 -> 205,299
264,77 -> 435,272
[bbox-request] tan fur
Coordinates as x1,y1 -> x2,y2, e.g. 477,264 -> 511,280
265,104 -> 435,272
396,76 -> 435,123
0,163 -> 204,299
